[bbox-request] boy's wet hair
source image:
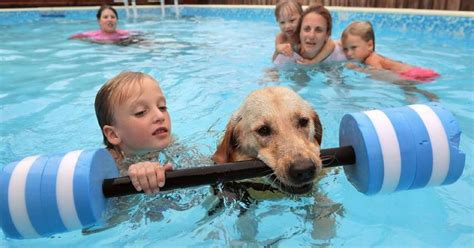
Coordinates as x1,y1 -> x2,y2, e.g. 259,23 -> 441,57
274,0 -> 303,21
96,5 -> 118,20
296,4 -> 333,38
341,21 -> 376,50
95,71 -> 156,149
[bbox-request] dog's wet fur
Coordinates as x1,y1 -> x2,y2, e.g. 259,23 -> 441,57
212,86 -> 323,195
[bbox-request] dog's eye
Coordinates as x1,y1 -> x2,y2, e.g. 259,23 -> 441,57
298,117 -> 309,128
256,125 -> 272,136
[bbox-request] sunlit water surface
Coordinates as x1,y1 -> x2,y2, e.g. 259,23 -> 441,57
0,9 -> 473,247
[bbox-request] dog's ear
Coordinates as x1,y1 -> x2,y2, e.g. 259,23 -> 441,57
311,110 -> 323,146
212,119 -> 239,164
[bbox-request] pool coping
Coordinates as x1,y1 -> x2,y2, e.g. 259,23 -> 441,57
0,4 -> 473,18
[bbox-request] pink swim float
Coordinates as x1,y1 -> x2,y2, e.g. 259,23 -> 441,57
399,67 -> 440,83
70,30 -> 139,43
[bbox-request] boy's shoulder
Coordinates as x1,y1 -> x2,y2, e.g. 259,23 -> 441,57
364,52 -> 384,68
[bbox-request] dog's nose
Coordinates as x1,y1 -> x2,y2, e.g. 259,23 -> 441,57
288,159 -> 316,184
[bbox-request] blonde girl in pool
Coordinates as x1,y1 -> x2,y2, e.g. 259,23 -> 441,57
272,0 -> 303,61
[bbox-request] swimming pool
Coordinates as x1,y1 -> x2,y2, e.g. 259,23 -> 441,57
0,5 -> 473,247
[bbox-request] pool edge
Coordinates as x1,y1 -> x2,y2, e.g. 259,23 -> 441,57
0,4 -> 473,18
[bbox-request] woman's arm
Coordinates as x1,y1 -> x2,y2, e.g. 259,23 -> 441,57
69,33 -> 89,39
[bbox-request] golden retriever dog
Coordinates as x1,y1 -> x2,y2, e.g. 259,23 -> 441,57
206,86 -> 342,241
212,86 -> 323,195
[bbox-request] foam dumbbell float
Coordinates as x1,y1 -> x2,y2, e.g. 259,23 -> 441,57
339,102 -> 464,195
0,103 -> 465,239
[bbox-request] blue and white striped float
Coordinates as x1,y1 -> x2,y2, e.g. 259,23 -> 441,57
0,103 -> 465,239
0,149 -> 118,239
339,102 -> 465,195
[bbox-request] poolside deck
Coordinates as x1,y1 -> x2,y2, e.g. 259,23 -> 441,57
0,0 -> 472,11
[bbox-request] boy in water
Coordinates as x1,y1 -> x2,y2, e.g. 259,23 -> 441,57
95,71 -> 173,194
341,21 -> 440,82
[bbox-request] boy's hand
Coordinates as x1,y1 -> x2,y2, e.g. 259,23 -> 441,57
128,162 -> 173,194
296,58 -> 313,65
346,62 -> 367,72
276,43 -> 293,57
346,62 -> 358,69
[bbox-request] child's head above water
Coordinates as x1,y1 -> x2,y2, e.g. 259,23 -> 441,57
95,71 -> 171,157
275,0 -> 303,39
341,21 -> 376,62
96,5 -> 119,34
96,5 -> 118,20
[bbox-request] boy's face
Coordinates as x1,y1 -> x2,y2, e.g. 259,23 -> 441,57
342,34 -> 374,62
99,9 -> 117,33
106,77 -> 171,155
278,9 -> 301,38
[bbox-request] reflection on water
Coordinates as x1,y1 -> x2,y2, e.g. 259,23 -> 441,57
264,62 -> 439,105
83,139 -> 213,235
1,11 -> 472,247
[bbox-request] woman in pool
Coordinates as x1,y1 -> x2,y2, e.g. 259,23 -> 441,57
70,5 -> 140,45
273,4 -> 346,66
297,4 -> 346,64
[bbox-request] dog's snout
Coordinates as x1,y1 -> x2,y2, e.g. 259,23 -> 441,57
288,159 -> 316,184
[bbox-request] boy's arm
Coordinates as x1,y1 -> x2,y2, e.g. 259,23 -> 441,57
364,53 -> 384,70
346,62 -> 371,73
272,33 -> 293,61
128,161 -> 173,194
297,38 -> 336,65
346,54 -> 384,74
272,49 -> 279,61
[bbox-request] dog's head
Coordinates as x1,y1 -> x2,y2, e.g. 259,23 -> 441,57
212,86 -> 323,194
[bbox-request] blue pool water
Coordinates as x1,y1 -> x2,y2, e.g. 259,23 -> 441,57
0,6 -> 473,247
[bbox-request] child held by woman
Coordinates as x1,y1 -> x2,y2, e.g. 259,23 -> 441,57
272,0 -> 304,61
273,2 -> 343,65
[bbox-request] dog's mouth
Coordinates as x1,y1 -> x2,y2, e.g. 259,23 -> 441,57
268,174 -> 314,195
